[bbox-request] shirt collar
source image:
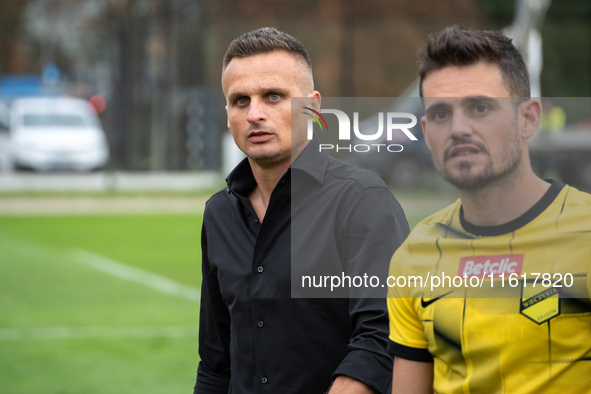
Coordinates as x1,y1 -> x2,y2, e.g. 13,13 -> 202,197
226,157 -> 256,197
459,179 -> 565,236
291,134 -> 329,184
225,134 -> 329,195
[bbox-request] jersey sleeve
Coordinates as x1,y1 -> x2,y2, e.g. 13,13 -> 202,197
387,243 -> 433,362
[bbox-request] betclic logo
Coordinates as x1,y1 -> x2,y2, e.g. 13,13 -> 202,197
458,254 -> 524,278
303,107 -> 417,153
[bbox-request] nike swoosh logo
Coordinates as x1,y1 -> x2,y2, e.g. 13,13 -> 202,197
421,291 -> 453,308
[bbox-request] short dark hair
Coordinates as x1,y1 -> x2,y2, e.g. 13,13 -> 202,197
418,26 -> 530,98
223,27 -> 313,74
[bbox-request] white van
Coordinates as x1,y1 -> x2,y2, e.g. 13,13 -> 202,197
9,97 -> 109,171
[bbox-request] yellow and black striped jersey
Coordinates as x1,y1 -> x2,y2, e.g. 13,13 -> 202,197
387,180 -> 591,394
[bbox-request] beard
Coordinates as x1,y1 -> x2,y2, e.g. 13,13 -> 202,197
433,133 -> 523,191
246,148 -> 290,169
247,150 -> 283,162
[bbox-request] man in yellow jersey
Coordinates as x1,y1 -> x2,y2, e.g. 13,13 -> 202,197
387,26 -> 591,394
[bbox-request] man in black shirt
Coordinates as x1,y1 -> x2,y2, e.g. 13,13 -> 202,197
194,27 -> 409,394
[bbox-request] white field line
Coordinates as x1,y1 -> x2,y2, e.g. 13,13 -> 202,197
71,249 -> 201,303
0,325 -> 199,341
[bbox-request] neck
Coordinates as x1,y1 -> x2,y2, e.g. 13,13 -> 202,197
458,168 -> 550,227
250,159 -> 290,201
247,139 -> 310,222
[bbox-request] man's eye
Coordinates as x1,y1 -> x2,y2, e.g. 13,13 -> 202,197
269,94 -> 281,101
433,111 -> 449,121
236,97 -> 248,105
473,104 -> 489,115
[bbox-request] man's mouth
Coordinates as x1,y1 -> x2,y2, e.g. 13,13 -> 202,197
248,131 -> 273,142
446,144 -> 483,160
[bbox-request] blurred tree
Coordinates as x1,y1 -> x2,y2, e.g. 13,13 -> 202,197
0,0 -> 34,74
504,0 -> 552,97
23,0 -> 114,87
476,0 -> 591,97
15,0 -> 587,172
204,0 -> 483,97
541,0 -> 591,96
474,0 -> 514,22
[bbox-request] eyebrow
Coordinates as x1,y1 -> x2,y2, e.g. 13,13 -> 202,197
460,96 -> 500,106
227,91 -> 246,104
227,87 -> 291,104
425,96 -> 500,113
425,102 -> 452,114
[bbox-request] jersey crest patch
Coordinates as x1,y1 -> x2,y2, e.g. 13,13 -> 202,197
520,286 -> 560,324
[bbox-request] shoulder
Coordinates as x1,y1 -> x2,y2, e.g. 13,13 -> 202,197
411,199 -> 463,235
395,199 -> 464,252
322,156 -> 405,216
203,187 -> 234,220
550,184 -> 591,231
205,187 -> 231,206
313,156 -> 408,230
325,155 -> 390,192
389,200 -> 462,277
557,184 -> 591,208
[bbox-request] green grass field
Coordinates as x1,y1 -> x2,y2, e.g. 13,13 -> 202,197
0,196 -> 437,393
0,214 -> 203,394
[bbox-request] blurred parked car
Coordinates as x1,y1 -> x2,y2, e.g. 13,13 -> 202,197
9,97 -> 109,171
0,101 -> 10,172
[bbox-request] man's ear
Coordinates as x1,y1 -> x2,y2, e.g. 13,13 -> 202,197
225,104 -> 232,131
421,116 -> 431,150
307,91 -> 321,111
520,99 -> 542,140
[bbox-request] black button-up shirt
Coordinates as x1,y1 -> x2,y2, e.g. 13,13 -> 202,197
194,136 -> 409,394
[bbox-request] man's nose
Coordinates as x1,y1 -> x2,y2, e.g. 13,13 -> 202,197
449,111 -> 473,139
247,99 -> 266,124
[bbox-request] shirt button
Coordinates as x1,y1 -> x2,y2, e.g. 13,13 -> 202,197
257,266 -> 264,273
261,377 -> 268,384
258,321 -> 264,328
